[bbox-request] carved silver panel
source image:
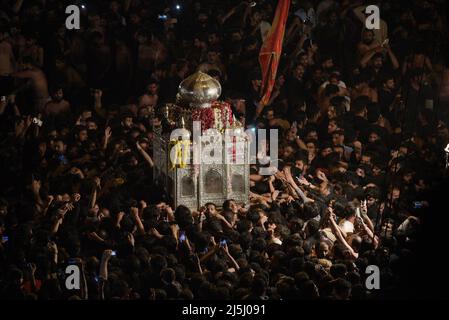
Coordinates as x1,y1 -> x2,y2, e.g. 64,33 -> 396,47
174,166 -> 198,209
153,126 -> 250,210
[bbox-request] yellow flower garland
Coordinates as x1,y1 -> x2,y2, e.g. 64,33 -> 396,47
169,139 -> 191,169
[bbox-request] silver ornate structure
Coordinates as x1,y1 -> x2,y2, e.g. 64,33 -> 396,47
153,72 -> 250,210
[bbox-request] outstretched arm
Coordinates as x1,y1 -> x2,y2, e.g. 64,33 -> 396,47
284,168 -> 314,203
219,2 -> 245,25
103,127 -> 112,150
99,250 -> 113,281
90,177 -> 101,209
136,142 -> 154,167
200,245 -> 219,263
222,244 -> 240,271
130,206 -> 145,235
353,5 -> 368,23
328,209 -> 358,259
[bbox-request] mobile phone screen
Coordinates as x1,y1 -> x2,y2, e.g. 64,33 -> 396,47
58,155 -> 68,164
179,231 -> 186,242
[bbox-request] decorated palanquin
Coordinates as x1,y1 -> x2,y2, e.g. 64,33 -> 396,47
153,71 -> 250,210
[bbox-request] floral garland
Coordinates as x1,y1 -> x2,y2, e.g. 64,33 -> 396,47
191,101 -> 234,131
169,140 -> 191,170
192,107 -> 215,132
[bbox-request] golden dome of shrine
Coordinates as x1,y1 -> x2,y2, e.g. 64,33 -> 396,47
177,71 -> 222,108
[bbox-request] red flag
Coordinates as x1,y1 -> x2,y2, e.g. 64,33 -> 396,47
259,0 -> 291,106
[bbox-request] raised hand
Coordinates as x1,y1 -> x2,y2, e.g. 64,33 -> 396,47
391,150 -> 399,159
130,206 -> 139,218
47,241 -> 58,254
27,262 -> 37,275
71,193 -> 81,202
297,176 -> 311,186
271,190 -> 280,201
220,242 -> 230,254
93,89 -> 103,100
165,205 -> 175,222
267,222 -> 276,232
94,176 -> 101,189
56,208 -> 67,220
104,126 -> 112,139
116,211 -> 125,224
127,233 -> 135,247
70,167 -> 83,176
102,249 -> 113,261
210,236 -> 217,247
316,170 -> 327,182
283,166 -> 292,177
47,195 -> 54,205
31,179 -> 41,195
304,197 -> 315,204
57,202 -> 73,219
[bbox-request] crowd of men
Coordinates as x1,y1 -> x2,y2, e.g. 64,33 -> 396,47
0,0 -> 449,300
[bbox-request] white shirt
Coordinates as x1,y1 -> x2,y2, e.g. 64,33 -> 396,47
339,220 -> 354,234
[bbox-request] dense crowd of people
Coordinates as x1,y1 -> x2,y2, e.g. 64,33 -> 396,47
0,0 -> 449,300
